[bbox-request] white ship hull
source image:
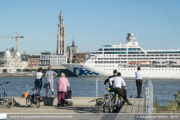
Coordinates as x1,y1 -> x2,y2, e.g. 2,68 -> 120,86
61,63 -> 180,78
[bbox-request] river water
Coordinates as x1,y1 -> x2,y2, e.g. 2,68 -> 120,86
0,77 -> 179,106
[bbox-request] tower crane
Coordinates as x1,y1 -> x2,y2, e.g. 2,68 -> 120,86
0,32 -> 24,52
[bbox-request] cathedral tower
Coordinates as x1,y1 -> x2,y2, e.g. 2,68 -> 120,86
57,10 -> 65,55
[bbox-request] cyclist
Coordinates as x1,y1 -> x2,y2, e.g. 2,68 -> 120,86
104,70 -> 117,92
109,72 -> 132,105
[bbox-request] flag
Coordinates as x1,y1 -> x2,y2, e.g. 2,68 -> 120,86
90,44 -> 93,46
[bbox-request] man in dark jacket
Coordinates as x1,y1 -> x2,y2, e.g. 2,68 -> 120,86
104,70 -> 117,91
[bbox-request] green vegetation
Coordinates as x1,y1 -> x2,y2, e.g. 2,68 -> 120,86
72,59 -> 79,63
153,91 -> 180,113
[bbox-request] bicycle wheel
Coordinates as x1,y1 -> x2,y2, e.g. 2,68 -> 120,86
36,99 -> 40,108
5,97 -> 10,108
111,97 -> 116,113
26,97 -> 32,107
103,102 -> 111,113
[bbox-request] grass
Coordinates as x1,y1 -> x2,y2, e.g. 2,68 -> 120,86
153,92 -> 180,113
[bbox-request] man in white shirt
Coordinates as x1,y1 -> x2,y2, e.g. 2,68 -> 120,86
109,72 -> 132,105
135,67 -> 143,98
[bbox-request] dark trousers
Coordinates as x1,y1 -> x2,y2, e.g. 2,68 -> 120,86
136,80 -> 142,97
113,87 -> 128,102
58,92 -> 65,105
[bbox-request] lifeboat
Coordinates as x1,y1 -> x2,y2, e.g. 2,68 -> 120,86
170,61 -> 180,65
153,61 -> 167,66
129,61 -> 136,64
138,61 -> 150,65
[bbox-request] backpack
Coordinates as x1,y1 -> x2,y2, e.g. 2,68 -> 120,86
22,92 -> 29,98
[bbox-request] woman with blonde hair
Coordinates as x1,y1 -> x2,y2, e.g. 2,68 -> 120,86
56,73 -> 70,107
44,66 -> 58,97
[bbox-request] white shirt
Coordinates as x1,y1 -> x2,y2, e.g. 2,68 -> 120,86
109,77 -> 126,89
35,72 -> 43,79
135,71 -> 143,80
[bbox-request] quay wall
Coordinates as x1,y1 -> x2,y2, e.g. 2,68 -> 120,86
11,97 -> 104,107
0,69 -> 77,77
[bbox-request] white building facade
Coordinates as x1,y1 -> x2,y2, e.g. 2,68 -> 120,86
50,55 -> 67,66
0,47 -> 28,73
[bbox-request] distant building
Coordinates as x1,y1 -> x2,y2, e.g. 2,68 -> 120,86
0,51 -> 6,67
72,53 -> 87,63
0,47 -> 28,73
28,55 -> 40,67
21,51 -> 30,62
66,38 -> 78,63
40,51 -> 51,66
50,55 -> 67,66
57,10 -> 65,55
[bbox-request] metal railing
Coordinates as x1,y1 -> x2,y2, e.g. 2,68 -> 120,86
145,79 -> 153,113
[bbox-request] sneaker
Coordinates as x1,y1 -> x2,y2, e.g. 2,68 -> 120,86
52,95 -> 54,97
62,104 -> 65,107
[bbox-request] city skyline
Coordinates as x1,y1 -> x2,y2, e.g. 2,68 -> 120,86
0,0 -> 180,55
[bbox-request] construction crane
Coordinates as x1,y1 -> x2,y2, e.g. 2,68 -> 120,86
0,32 -> 24,52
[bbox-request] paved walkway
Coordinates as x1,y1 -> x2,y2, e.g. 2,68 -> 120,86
0,98 -> 145,113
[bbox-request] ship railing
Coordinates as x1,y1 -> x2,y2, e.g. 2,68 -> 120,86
145,79 -> 153,114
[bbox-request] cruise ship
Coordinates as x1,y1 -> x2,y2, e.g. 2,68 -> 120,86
62,33 -> 180,78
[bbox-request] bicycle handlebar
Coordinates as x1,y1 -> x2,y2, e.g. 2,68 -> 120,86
0,81 -> 9,86
23,84 -> 31,88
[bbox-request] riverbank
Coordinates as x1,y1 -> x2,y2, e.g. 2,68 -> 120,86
0,69 -> 77,77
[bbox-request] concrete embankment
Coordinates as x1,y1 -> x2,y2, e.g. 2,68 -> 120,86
0,69 -> 77,77
11,97 -> 104,107
0,97 -> 145,114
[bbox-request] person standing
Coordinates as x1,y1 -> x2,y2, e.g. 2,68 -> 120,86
34,67 -> 43,96
109,72 -> 132,105
44,66 -> 58,97
56,73 -> 70,107
104,70 -> 117,91
135,67 -> 143,98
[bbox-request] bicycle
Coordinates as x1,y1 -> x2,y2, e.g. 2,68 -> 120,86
23,84 -> 42,108
0,82 -> 10,108
103,88 -> 122,113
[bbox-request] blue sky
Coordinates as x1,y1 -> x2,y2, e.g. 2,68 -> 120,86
0,0 -> 180,55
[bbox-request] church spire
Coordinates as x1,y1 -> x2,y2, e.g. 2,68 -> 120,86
59,10 -> 63,24
57,10 -> 65,55
72,38 -> 75,47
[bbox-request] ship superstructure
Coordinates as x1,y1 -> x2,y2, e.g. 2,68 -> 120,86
62,33 -> 180,78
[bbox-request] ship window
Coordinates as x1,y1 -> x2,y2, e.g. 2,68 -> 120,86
107,65 -> 108,67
